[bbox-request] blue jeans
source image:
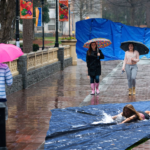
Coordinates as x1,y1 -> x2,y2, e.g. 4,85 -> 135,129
90,76 -> 99,83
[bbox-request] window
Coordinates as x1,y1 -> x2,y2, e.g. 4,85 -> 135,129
48,0 -> 55,7
47,0 -> 55,3
50,19 -> 55,24
48,25 -> 55,30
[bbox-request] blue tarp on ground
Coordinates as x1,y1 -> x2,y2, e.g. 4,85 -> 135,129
45,101 -> 150,150
76,18 -> 150,61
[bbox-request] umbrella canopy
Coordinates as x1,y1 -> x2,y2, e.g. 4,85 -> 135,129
0,44 -> 24,63
120,41 -> 149,55
83,38 -> 112,49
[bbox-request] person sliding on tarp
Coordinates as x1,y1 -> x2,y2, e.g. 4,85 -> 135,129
112,104 -> 150,124
86,42 -> 104,95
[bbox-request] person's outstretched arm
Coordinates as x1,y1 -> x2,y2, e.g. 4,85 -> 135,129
120,114 -> 137,124
5,66 -> 13,86
112,112 -> 123,120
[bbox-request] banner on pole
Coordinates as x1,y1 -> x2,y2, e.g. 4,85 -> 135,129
35,7 -> 42,27
20,0 -> 33,19
59,0 -> 68,21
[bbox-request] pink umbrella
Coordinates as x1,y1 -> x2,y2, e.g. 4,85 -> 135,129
0,44 -> 24,63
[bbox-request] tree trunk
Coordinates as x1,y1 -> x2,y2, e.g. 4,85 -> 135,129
130,6 -> 135,26
0,0 -> 16,43
80,8 -> 83,20
23,19 -> 33,53
146,1 -> 150,27
33,20 -> 35,40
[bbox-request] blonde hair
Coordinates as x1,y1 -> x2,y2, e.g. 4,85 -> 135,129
122,104 -> 142,120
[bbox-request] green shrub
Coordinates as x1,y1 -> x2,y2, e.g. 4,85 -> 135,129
33,44 -> 39,52
61,36 -> 76,40
20,43 -> 23,48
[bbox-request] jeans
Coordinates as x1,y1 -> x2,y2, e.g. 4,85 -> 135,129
90,75 -> 100,83
125,64 -> 138,88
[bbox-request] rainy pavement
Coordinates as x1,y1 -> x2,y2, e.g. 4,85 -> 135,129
5,59 -> 150,150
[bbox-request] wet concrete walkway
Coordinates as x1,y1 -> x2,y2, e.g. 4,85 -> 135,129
5,58 -> 150,150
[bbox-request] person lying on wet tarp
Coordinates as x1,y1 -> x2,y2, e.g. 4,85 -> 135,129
112,104 -> 150,124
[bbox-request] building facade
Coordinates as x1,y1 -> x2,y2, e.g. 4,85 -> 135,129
35,0 -> 102,35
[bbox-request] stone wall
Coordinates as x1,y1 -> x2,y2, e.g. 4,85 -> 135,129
5,46 -> 73,95
26,62 -> 61,87
64,58 -> 72,68
6,75 -> 23,96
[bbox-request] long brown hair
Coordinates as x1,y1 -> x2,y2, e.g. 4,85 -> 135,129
87,42 -> 98,56
122,104 -> 142,120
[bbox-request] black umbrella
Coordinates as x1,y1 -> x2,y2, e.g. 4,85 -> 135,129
120,41 -> 149,55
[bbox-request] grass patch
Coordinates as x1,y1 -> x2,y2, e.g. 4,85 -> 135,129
45,41 -> 62,46
36,37 -> 62,41
34,37 -> 62,46
126,138 -> 148,150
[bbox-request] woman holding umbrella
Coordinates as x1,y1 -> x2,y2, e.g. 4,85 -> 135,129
121,41 -> 149,95
86,42 -> 104,95
84,38 -> 111,95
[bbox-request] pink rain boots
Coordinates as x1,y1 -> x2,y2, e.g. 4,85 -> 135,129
95,83 -> 100,94
90,83 -> 95,95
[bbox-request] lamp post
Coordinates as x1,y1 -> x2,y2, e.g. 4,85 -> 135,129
68,0 -> 71,37
16,0 -> 20,47
41,0 -> 44,50
54,0 -> 59,47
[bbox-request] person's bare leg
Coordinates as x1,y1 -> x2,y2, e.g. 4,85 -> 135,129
145,111 -> 150,116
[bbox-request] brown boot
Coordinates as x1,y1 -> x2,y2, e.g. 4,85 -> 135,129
128,88 -> 132,95
132,87 -> 136,95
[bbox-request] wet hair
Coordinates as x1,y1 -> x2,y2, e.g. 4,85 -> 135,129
87,42 -> 98,56
128,43 -> 135,52
122,104 -> 142,120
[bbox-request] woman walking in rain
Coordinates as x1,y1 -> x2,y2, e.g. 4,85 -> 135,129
86,42 -> 104,95
122,43 -> 139,95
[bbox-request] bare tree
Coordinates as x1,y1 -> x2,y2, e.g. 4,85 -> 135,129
104,0 -> 147,26
146,1 -> 150,27
0,0 -> 16,43
72,0 -> 102,20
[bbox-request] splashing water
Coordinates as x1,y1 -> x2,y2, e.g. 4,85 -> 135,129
92,111 -> 126,125
92,111 -> 114,125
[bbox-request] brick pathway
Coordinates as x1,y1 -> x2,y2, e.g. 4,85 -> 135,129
5,59 -> 150,150
132,140 -> 150,150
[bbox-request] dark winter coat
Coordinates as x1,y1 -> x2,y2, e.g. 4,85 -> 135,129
86,49 -> 104,76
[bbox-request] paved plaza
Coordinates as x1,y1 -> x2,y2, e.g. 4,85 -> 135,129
5,59 -> 150,150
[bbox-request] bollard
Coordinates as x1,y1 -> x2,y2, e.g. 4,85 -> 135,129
0,107 -> 6,148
